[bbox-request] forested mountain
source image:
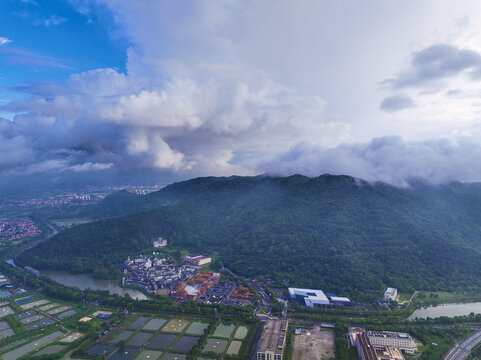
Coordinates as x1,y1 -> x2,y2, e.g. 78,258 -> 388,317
17,175 -> 481,298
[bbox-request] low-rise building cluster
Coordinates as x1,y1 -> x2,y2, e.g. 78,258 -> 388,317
195,280 -> 256,306
0,221 -> 42,241
122,256 -> 198,293
171,271 -> 221,300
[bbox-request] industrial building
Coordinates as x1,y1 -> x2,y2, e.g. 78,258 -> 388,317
367,331 -> 416,354
257,318 -> 288,360
183,254 -> 212,266
288,288 -> 329,307
384,287 -> 398,301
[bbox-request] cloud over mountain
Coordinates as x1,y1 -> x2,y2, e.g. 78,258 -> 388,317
3,1 -> 481,188
259,136 -> 481,187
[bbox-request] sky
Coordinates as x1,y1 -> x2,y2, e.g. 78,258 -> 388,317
2,0 -> 481,189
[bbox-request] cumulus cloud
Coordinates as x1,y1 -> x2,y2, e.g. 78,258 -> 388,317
385,44 -> 481,89
446,88 -> 463,96
380,94 -> 416,113
259,136 -> 481,187
0,37 -> 12,46
4,1 -> 481,187
0,65 -> 333,178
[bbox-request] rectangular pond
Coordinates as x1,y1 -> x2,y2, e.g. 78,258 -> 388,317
147,333 -> 177,349
203,338 -> 228,354
0,306 -> 14,318
226,340 -> 242,355
127,331 -> 153,347
185,321 -> 209,335
2,330 -> 64,360
129,316 -> 150,329
143,318 -> 167,331
111,330 -> 134,344
212,323 -> 235,339
162,318 -> 190,333
136,349 -> 163,360
171,336 -> 199,352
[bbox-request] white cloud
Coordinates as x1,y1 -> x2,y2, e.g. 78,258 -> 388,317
40,15 -> 67,27
258,136 -> 481,187
4,1 -> 481,185
0,37 -> 12,46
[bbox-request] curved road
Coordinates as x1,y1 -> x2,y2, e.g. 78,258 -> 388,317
443,330 -> 481,360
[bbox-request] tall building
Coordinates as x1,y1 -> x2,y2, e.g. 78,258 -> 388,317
257,319 -> 288,360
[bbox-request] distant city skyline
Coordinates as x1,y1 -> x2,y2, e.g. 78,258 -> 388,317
2,1 -> 481,188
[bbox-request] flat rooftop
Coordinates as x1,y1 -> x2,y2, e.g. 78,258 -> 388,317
330,296 -> 351,302
288,288 -> 329,302
358,332 -> 377,360
367,330 -> 412,340
258,319 -> 288,354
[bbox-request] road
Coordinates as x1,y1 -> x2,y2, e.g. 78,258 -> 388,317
443,330 -> 481,360
223,267 -> 273,316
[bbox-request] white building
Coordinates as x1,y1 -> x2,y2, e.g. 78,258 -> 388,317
367,330 -> 416,354
151,237 -> 167,248
288,288 -> 329,307
384,288 -> 398,301
330,296 -> 351,303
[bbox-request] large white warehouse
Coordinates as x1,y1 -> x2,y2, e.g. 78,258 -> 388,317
288,288 -> 330,307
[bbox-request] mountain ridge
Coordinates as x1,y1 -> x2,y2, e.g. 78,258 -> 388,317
17,174 -> 481,298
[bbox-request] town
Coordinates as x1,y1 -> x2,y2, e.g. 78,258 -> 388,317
122,238 -> 256,307
0,220 -> 42,241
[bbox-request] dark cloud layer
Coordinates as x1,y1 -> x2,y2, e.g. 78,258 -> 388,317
380,94 -> 416,112
385,44 -> 481,89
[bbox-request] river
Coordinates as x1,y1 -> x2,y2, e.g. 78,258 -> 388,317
409,302 -> 481,320
42,270 -> 147,300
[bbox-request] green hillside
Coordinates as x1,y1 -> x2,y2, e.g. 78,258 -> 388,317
16,175 -> 481,298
